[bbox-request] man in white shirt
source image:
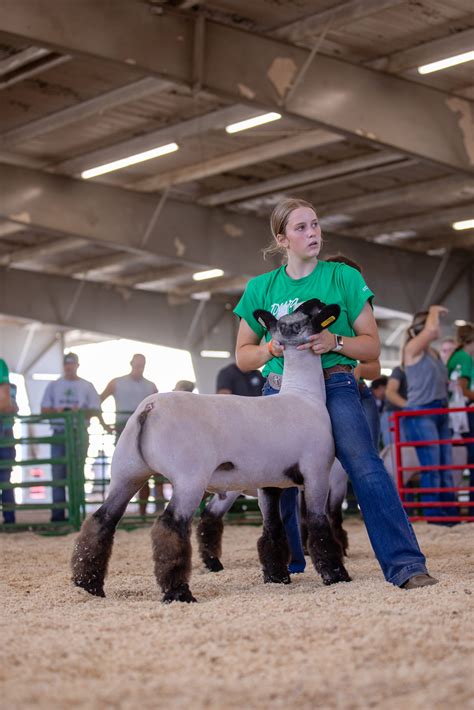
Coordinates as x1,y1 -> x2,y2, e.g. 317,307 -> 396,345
41,352 -> 101,523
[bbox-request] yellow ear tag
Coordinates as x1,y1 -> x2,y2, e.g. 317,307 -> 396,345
321,315 -> 336,328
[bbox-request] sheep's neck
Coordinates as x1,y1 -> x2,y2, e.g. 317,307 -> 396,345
280,346 -> 326,402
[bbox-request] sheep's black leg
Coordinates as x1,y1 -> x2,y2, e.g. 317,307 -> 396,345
300,490 -> 309,555
197,508 -> 224,572
307,511 -> 351,585
328,502 -> 349,557
152,505 -> 196,603
257,487 -> 291,584
71,491 -> 132,597
196,491 -> 239,572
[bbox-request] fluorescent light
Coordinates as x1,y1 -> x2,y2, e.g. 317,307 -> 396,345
32,373 -> 60,381
452,219 -> 474,231
225,112 -> 281,134
81,142 -> 179,179
418,51 -> 474,75
192,269 -> 224,281
200,350 -> 231,359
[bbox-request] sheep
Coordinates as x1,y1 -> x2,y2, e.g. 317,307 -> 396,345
198,457 -> 350,574
71,298 -> 351,603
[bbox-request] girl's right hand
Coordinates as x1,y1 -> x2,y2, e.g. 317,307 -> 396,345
267,339 -> 284,358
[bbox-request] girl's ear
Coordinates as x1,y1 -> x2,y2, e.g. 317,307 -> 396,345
253,309 -> 277,333
311,304 -> 341,333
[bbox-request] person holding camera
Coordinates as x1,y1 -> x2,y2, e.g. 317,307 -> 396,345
402,306 -> 455,523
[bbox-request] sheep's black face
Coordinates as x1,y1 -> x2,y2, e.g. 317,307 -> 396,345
274,311 -> 313,345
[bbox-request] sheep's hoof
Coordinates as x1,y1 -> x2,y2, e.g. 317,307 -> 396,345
162,584 -> 197,604
263,572 -> 292,585
321,566 -> 352,586
73,579 -> 106,597
203,557 -> 224,573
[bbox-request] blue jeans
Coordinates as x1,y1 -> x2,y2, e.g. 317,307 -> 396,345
404,400 -> 455,520
0,425 -> 15,524
263,373 -> 428,586
359,383 -> 380,450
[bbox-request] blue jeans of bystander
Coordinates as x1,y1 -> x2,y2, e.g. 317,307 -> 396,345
404,400 -> 455,520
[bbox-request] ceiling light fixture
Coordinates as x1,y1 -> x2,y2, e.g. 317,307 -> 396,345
192,269 -> 224,281
418,51 -> 474,75
452,219 -> 474,231
81,142 -> 179,179
225,112 -> 281,134
200,350 -> 231,359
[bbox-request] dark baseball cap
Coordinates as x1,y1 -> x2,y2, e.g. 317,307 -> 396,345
63,352 -> 79,364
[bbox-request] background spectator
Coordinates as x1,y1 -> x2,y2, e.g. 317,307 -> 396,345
0,359 -> 17,525
173,380 -> 195,392
41,352 -> 101,523
447,323 -> 474,502
440,337 -> 456,365
382,366 -> 408,446
403,307 -> 455,523
216,363 -> 264,396
101,353 -> 157,516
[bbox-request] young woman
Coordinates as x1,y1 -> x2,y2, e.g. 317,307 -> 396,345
402,307 -> 455,522
234,197 -> 435,589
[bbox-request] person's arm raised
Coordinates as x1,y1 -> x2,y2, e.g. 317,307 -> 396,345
404,305 -> 448,365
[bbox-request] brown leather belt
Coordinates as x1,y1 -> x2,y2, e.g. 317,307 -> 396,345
267,364 -> 353,390
323,364 -> 353,380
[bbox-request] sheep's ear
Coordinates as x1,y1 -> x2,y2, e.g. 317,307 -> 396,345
294,298 -> 325,317
253,309 -> 277,333
312,304 -> 341,333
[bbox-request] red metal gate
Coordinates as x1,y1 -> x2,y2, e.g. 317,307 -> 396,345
391,406 -> 474,522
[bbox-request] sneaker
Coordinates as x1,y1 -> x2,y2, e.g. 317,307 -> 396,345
402,574 -> 438,590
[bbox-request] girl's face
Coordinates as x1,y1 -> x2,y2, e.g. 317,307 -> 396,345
278,207 -> 321,261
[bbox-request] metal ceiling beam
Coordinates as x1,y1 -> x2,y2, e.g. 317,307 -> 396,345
270,0 -> 406,44
319,174 -> 474,217
0,77 -> 173,145
1,1 -> 472,174
0,237 -> 86,266
343,204 -> 474,239
198,151 -> 409,206
52,103 -> 258,176
135,128 -> 343,191
0,161 -> 275,276
369,28 -> 474,74
0,162 -> 472,318
0,51 -> 70,89
0,46 -> 49,74
62,252 -> 136,277
0,265 -> 227,348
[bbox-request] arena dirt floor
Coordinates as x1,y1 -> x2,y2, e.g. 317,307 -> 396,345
1,518 -> 473,709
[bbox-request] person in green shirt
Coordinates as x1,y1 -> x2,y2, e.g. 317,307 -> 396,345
0,359 -> 17,524
447,323 -> 474,502
234,197 -> 435,589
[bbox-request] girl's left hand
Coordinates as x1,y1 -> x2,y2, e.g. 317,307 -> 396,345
297,330 -> 336,355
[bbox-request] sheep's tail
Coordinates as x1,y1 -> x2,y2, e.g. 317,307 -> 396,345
137,402 -> 154,464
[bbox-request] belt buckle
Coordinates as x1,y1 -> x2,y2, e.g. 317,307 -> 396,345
268,372 -> 282,390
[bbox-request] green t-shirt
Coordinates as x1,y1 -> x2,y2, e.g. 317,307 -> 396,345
447,349 -> 473,388
0,359 -> 9,386
234,261 -> 374,377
